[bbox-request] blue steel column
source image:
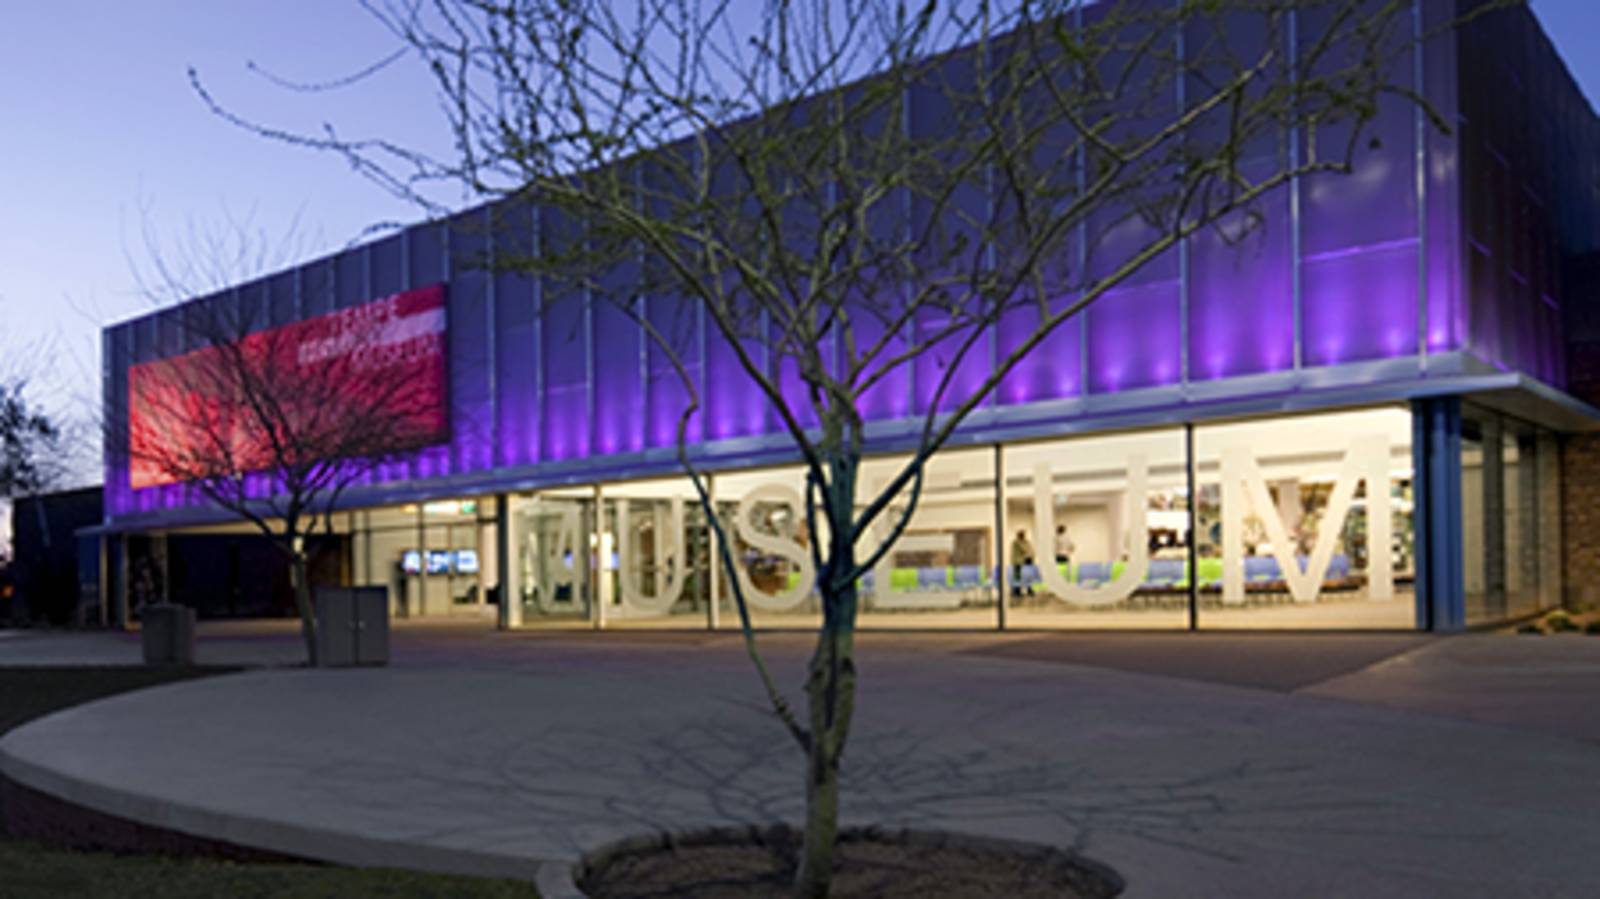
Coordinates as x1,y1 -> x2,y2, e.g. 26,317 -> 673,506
1414,397 -> 1464,631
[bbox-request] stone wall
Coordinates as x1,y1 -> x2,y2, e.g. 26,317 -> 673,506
1560,433 -> 1600,609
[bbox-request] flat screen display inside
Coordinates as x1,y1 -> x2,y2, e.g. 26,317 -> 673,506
426,550 -> 452,575
401,550 -> 422,574
453,549 -> 480,574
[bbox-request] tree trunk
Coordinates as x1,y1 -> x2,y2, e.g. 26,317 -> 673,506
794,601 -> 859,897
289,536 -> 318,666
796,714 -> 841,897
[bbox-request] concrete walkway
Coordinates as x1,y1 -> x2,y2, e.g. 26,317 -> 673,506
4,630 -> 1600,897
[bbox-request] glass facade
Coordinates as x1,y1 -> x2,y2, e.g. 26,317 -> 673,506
1461,405 -> 1562,626
401,403 -> 1497,632
351,501 -> 496,620
1002,429 -> 1191,629
1193,408 -> 1416,629
151,400 -> 1562,634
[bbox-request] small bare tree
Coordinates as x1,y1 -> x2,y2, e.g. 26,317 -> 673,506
1,378 -> 61,502
117,289 -> 447,664
193,0 -> 1505,891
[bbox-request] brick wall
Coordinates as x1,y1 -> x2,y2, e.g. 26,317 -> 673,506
1561,433 -> 1600,609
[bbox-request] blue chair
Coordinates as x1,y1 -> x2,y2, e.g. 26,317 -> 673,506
918,567 -> 949,590
1144,558 -> 1184,588
859,570 -> 876,595
1327,553 -> 1351,581
1245,555 -> 1280,583
952,565 -> 984,589
1076,561 -> 1111,587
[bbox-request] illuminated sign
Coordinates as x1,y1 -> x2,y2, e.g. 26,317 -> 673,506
128,285 -> 448,490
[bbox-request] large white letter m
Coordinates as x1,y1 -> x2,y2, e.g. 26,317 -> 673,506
1219,435 -> 1393,605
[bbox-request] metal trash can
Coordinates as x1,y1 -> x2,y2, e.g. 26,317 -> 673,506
141,603 -> 195,666
314,586 -> 390,667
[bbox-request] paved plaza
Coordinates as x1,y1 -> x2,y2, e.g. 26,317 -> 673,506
4,625 -> 1600,897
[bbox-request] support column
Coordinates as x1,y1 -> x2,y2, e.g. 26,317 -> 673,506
116,533 -> 129,629
1414,398 -> 1465,631
412,504 -> 426,619
593,484 -> 608,630
993,444 -> 1007,631
1185,422 -> 1200,631
496,493 -> 515,629
706,475 -> 720,631
155,533 -> 170,604
1482,415 -> 1506,621
97,534 -> 109,628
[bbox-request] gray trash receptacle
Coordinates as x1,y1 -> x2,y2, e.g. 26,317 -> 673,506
141,603 -> 195,666
315,586 -> 390,667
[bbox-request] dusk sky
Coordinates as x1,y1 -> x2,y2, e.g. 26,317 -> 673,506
2,0 -> 1597,489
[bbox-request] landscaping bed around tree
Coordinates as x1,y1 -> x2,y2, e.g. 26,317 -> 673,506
576,825 -> 1124,899
0,665 -> 539,898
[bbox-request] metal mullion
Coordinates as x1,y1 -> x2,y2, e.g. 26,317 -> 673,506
1076,1 -> 1090,398
1414,0 -> 1429,367
1289,7 -> 1304,373
993,443 -> 1007,630
902,78 -> 916,416
1176,2 -> 1190,391
1185,421 -> 1199,631
637,167 -> 649,451
533,204 -> 545,461
485,208 -> 499,468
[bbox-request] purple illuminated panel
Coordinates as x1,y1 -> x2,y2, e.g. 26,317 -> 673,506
997,300 -> 1082,405
492,287 -> 538,468
592,295 -> 645,456
491,216 -> 540,469
705,324 -> 767,440
539,202 -> 592,462
435,220 -> 490,476
1301,242 -> 1420,367
1188,197 -> 1293,381
1085,280 -> 1181,394
541,295 -> 590,461
849,293 -> 913,422
644,293 -> 701,449
774,314 -> 823,430
914,312 -> 991,415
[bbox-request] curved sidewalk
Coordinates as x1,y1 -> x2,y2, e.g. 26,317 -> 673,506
4,635 -> 1600,897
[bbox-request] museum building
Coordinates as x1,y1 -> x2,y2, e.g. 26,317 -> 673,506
93,1 -> 1600,632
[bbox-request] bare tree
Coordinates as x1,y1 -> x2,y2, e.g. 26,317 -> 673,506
115,287 -> 448,664
1,379 -> 62,502
193,0 -> 1504,891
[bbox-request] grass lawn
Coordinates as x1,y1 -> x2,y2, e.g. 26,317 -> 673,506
0,665 -> 540,898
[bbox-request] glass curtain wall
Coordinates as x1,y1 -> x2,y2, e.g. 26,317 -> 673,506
854,448 -> 998,629
1462,405 -> 1560,626
351,500 -> 491,620
492,402 -> 1502,633
1001,429 -> 1191,629
506,487 -> 595,627
710,465 -> 823,630
600,476 -> 714,628
1193,407 -> 1416,629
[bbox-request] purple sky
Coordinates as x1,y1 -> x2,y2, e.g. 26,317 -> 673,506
1,0 -> 1597,488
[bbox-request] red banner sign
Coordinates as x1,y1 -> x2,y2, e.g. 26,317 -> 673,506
129,285 -> 449,490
